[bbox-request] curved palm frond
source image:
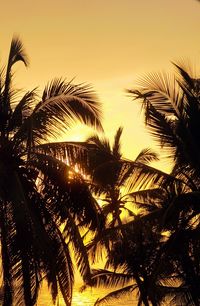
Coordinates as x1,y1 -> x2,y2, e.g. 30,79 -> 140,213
125,188 -> 165,212
119,161 -> 175,194
112,126 -> 123,159
35,141 -> 88,164
94,284 -> 137,306
91,269 -> 134,288
36,79 -> 102,137
86,226 -> 122,264
134,148 -> 159,164
7,36 -> 29,68
9,89 -> 37,135
3,36 -> 29,110
62,212 -> 92,284
128,72 -> 181,117
14,79 -> 103,150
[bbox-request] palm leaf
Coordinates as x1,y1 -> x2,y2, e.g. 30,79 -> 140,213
7,36 -> 29,68
134,148 -> 159,164
91,269 -> 134,288
3,36 -> 29,113
9,90 -> 36,136
173,62 -> 195,90
35,141 -> 89,171
86,134 -> 112,160
37,79 -> 102,134
87,227 -> 122,264
119,161 -> 175,194
62,212 -> 92,284
44,221 -> 74,306
125,188 -> 165,212
16,80 -> 102,148
128,72 -> 181,117
94,284 -> 137,306
143,103 -> 178,156
112,127 -> 123,159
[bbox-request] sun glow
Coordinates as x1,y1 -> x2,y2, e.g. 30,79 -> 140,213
38,284 -> 115,306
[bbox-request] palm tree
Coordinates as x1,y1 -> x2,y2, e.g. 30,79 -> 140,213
82,63 -> 200,305
71,127 -> 170,263
87,177 -> 200,306
87,222 -> 174,306
128,62 -> 200,305
76,128 -> 181,305
82,127 -> 167,226
0,36 -> 103,306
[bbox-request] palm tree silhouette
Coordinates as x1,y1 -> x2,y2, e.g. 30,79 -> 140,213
128,62 -> 200,305
0,36 -> 102,306
82,127 -> 165,226
74,127 -> 167,262
84,62 -> 200,305
88,179 -> 200,306
76,128 -> 179,305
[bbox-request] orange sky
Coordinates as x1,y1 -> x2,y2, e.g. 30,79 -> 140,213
1,0 -> 200,171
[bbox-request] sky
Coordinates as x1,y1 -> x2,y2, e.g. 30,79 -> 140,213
1,0 -> 200,171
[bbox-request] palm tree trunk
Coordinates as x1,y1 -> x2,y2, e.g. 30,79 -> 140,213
134,274 -> 150,306
0,202 -> 13,306
21,251 -> 33,306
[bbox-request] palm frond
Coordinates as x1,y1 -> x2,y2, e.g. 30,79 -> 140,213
62,212 -> 92,284
35,141 -> 89,172
127,188 -> 164,201
172,164 -> 199,192
92,160 -> 123,189
87,227 -> 122,264
39,79 -> 102,131
0,66 -> 5,92
112,127 -> 123,159
43,221 -> 74,306
30,152 -> 102,232
9,89 -> 36,134
86,134 -> 111,156
119,161 -> 175,194
91,269 -> 134,288
126,188 -> 165,211
134,148 -> 159,164
162,284 -> 193,306
129,63 -> 200,174
128,72 -> 181,117
7,36 -> 29,68
94,284 -> 137,306
173,62 -> 195,90
3,36 -> 29,113
16,80 -> 103,147
142,103 -> 178,156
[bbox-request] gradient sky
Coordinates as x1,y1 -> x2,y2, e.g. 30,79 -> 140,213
1,0 -> 200,171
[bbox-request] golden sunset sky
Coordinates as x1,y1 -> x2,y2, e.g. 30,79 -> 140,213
1,0 -> 200,171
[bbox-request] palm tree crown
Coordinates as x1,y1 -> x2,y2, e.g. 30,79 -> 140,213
128,64 -> 200,176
